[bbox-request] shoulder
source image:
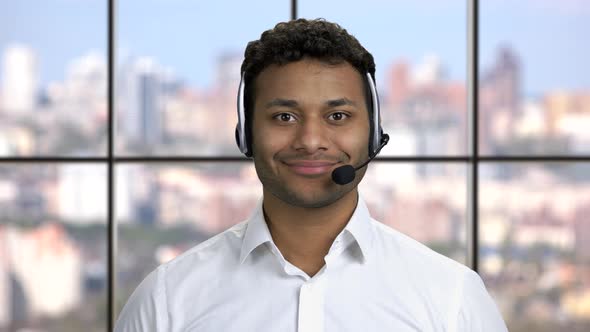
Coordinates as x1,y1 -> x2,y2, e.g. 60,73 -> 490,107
453,268 -> 508,331
371,220 -> 507,331
115,261 -> 167,331
370,220 -> 471,315
159,220 -> 248,285
167,220 -> 247,265
371,219 -> 470,279
115,220 -> 249,332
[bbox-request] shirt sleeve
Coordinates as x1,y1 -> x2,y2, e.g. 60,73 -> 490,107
114,266 -> 169,332
453,269 -> 508,332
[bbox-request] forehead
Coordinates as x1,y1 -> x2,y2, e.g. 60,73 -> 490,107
253,58 -> 365,103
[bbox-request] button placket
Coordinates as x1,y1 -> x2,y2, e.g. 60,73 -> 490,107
297,279 -> 325,332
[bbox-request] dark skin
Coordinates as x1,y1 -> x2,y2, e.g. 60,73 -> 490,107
251,58 -> 371,277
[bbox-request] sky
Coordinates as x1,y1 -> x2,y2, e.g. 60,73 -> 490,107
0,0 -> 589,97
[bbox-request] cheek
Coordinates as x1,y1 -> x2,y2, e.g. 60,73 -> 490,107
251,124 -> 290,159
340,124 -> 371,159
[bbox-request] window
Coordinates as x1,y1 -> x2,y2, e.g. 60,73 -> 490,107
1,1 -> 588,331
1,1 -> 107,331
479,1 -> 590,330
300,0 -> 468,157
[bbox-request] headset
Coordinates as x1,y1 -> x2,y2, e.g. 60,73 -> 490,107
235,70 -> 388,160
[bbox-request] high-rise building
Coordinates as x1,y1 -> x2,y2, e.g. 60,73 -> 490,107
212,52 -> 243,151
412,54 -> 445,87
479,46 -> 522,153
483,46 -> 521,114
0,45 -> 38,113
498,47 -> 520,109
544,91 -> 590,141
0,226 -> 9,327
57,164 -> 106,223
2,224 -> 83,322
387,61 -> 410,108
64,52 -> 106,106
121,57 -> 164,147
115,165 -> 134,223
574,205 -> 590,260
215,52 -> 242,95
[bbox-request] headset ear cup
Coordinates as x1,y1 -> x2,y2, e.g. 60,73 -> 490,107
235,124 -> 253,157
244,118 -> 253,157
235,126 -> 241,150
243,124 -> 253,157
369,127 -> 375,156
236,72 -> 253,157
366,72 -> 380,156
245,135 -> 253,157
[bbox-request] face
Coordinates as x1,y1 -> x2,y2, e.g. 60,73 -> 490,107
251,58 -> 371,208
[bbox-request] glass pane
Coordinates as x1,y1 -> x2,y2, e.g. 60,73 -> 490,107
360,162 -> 467,263
300,0 -> 467,156
116,161 -> 466,318
0,164 -> 107,332
480,163 -> 590,331
114,163 -> 261,317
116,0 -> 289,156
0,1 -> 107,157
480,1 -> 590,155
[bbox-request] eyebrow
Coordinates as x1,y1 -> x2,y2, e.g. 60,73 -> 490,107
326,98 -> 358,108
264,98 -> 358,110
264,99 -> 299,109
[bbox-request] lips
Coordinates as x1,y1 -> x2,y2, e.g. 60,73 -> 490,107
283,160 -> 339,176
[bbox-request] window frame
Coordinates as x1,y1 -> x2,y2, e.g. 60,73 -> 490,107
1,0 -> 589,330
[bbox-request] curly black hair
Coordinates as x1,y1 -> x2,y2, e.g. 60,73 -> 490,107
241,18 -> 375,83
240,18 -> 377,153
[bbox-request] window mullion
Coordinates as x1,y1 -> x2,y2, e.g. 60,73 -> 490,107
467,0 -> 479,272
107,0 -> 116,330
291,0 -> 297,20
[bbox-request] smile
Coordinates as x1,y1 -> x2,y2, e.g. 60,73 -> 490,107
282,161 -> 339,176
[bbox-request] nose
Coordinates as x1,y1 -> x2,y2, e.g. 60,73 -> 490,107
291,117 -> 330,154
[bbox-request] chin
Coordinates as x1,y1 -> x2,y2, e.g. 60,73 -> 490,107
269,182 -> 354,209
255,159 -> 361,208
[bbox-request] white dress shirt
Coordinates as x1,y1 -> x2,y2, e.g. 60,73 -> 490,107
115,194 -> 508,332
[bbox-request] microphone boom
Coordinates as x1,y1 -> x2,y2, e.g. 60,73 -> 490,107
331,134 -> 390,185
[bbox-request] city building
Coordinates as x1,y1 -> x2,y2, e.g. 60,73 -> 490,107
0,45 -> 38,114
0,223 -> 83,328
119,57 -> 165,148
479,46 -> 522,154
57,164 -> 106,224
0,226 -> 9,327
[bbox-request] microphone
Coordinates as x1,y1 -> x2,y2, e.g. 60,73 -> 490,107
331,134 -> 390,185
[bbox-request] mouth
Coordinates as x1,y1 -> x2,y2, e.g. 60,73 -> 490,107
282,160 -> 341,176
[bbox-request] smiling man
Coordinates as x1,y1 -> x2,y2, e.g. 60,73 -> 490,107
115,19 -> 508,332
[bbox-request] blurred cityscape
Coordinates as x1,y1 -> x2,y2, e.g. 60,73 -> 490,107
1,42 -> 590,157
0,36 -> 589,332
0,46 -> 107,156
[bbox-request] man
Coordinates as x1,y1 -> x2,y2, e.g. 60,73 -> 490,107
115,18 -> 508,331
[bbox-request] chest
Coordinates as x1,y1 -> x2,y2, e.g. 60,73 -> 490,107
167,268 -> 446,332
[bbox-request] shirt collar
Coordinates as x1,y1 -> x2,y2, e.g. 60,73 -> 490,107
239,193 -> 375,265
239,197 -> 274,264
342,193 -> 374,263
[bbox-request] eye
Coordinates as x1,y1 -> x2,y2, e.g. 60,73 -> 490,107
273,113 -> 296,122
328,112 -> 349,121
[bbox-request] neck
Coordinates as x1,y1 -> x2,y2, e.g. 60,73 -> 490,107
262,189 -> 359,276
